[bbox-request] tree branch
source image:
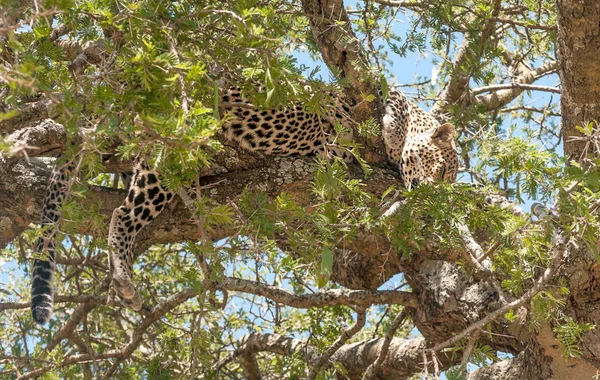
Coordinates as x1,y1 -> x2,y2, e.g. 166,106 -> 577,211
475,60 -> 558,111
300,0 -> 380,121
1,119 -> 65,162
430,226 -> 567,354
308,307 -> 367,379
230,332 -> 456,379
0,99 -> 56,134
430,0 -> 502,118
215,276 -> 417,309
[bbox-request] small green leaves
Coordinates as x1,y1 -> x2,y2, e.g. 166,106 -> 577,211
379,74 -> 389,102
554,318 -> 595,359
575,121 -> 597,136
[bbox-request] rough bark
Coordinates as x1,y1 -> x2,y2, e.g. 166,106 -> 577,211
556,0 -> 600,162
0,146 -> 401,290
233,332 -> 456,380
556,0 -> 600,373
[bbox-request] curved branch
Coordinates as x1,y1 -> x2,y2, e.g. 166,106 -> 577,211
472,83 -> 560,96
216,276 -> 417,309
309,307 -> 367,379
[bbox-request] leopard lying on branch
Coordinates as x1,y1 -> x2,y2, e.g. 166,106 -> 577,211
30,87 -> 458,324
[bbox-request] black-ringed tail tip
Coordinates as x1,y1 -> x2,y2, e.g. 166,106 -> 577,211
31,255 -> 55,325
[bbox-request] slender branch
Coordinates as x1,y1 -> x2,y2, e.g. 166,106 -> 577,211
0,295 -> 106,312
309,307 -> 367,379
472,83 -> 561,95
371,0 -> 429,9
16,352 -> 123,380
455,221 -> 493,274
500,105 -> 560,117
431,226 -> 567,353
216,276 -> 417,309
460,330 -> 479,377
430,0 -> 502,117
491,17 -> 556,31
362,309 -> 408,378
44,294 -> 106,353
100,287 -> 199,379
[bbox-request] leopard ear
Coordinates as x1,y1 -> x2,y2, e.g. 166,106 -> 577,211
432,123 -> 455,145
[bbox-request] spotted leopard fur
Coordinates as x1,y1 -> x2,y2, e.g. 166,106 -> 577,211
383,88 -> 458,188
221,88 -> 356,161
30,88 -> 458,324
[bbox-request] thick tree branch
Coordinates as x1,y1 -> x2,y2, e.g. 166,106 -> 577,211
300,0 -> 379,121
0,152 -> 401,290
231,332 -> 456,379
0,99 -> 56,135
430,0 -> 502,118
1,119 -> 65,162
475,61 -> 559,111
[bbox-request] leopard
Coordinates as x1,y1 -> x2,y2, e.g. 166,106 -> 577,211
30,86 -> 459,324
383,87 -> 458,188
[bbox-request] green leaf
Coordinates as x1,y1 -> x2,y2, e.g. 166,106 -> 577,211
380,74 -> 389,102
213,82 -> 220,120
317,247 -> 334,288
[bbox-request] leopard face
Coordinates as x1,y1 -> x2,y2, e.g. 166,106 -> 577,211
400,123 -> 458,188
382,88 -> 459,188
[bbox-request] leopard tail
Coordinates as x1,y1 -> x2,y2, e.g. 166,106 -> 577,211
31,166 -> 70,324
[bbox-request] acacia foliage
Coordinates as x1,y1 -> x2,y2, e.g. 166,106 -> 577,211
1,0 -> 599,379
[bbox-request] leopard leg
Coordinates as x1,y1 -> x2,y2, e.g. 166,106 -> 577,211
108,161 -> 173,310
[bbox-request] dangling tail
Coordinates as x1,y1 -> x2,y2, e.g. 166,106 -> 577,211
31,166 -> 70,324
31,239 -> 57,324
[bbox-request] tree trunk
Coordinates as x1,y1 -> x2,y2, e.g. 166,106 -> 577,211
556,0 -> 600,162
554,0 -> 600,374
